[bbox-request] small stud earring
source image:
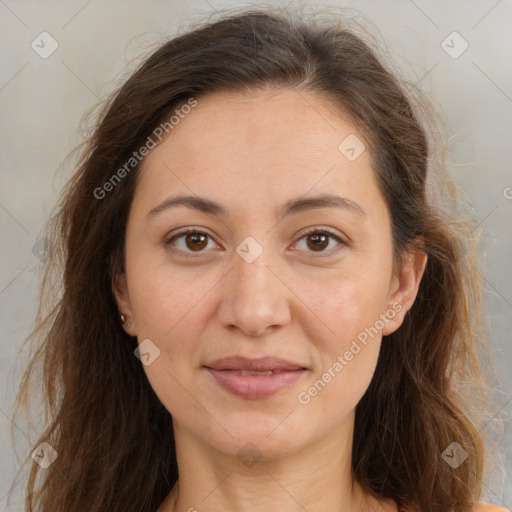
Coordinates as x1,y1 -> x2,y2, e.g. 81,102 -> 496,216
120,314 -> 126,323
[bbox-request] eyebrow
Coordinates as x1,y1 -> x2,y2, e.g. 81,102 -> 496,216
146,193 -> 366,220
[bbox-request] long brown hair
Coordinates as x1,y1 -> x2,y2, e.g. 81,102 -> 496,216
9,5 -> 503,511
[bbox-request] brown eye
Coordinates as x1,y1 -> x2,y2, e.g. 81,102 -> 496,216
165,229 -> 219,256
185,232 -> 208,251
306,233 -> 330,252
294,228 -> 345,256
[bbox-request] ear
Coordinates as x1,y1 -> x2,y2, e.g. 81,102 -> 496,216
112,272 -> 137,336
382,249 -> 428,336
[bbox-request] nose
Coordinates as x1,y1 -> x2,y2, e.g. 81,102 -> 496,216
217,248 -> 292,337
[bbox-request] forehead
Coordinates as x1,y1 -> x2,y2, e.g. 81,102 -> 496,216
134,88 -> 381,217
150,88 -> 362,162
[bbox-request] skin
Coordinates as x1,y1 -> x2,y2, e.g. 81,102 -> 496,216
114,88 -> 427,512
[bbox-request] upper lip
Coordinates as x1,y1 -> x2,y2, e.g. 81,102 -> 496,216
205,356 -> 307,372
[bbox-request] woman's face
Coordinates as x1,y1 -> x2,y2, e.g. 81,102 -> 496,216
115,88 -> 425,460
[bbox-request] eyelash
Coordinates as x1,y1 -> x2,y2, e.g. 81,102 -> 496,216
163,226 -> 346,258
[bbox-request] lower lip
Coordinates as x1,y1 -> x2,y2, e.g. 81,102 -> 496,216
205,368 -> 307,399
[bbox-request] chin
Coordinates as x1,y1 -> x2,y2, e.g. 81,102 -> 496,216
207,414 -> 308,459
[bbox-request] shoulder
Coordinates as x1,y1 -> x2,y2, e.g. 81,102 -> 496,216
473,503 -> 511,512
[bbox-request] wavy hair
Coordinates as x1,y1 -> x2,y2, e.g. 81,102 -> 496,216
9,5 -> 503,512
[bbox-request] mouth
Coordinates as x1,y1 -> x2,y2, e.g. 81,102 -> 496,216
204,356 -> 308,399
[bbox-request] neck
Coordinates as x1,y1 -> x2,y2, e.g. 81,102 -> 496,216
158,411 -> 396,512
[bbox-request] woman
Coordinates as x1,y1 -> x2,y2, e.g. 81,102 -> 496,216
11,6 -> 508,512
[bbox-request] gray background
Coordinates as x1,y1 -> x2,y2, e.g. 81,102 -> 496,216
0,0 -> 510,510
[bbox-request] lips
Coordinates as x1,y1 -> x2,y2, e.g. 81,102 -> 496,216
205,356 -> 306,372
204,356 -> 308,399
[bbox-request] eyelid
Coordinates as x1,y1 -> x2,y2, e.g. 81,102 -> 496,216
163,227 -> 222,257
290,226 -> 347,255
163,225 -> 348,257
294,225 -> 347,243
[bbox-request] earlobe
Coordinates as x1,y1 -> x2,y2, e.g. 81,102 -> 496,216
382,249 -> 428,336
112,273 -> 136,336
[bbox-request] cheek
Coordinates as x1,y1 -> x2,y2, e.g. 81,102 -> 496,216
126,243 -> 214,339
126,263 -> 214,419
293,251 -> 392,401
294,274 -> 388,418
299,256 -> 392,347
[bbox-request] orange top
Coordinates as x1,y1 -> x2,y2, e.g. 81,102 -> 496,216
473,504 -> 510,512
400,504 -> 510,512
